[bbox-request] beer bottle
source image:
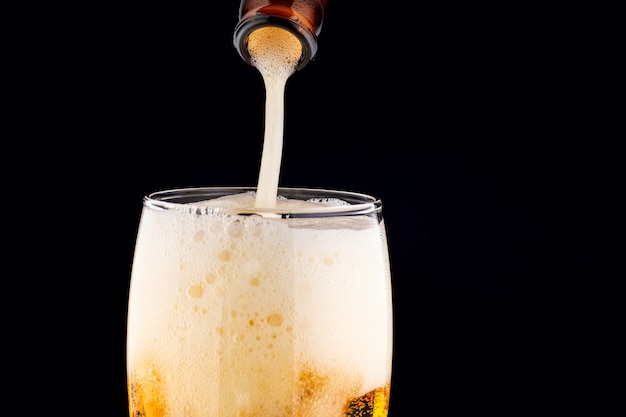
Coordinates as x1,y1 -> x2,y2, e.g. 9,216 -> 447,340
234,0 -> 329,70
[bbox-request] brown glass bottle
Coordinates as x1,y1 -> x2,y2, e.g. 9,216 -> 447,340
234,0 -> 328,70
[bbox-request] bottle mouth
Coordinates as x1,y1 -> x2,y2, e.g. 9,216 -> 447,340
233,16 -> 318,71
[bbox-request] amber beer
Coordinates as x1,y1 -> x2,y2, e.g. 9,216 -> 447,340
127,188 -> 393,417
234,0 -> 329,69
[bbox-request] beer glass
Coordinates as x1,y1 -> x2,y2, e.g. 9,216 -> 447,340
126,187 -> 393,417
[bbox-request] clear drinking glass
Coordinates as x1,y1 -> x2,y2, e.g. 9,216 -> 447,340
126,187 -> 393,417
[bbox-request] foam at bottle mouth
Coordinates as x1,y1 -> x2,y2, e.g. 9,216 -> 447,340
248,26 -> 303,76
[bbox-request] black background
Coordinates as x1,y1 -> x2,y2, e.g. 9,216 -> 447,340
4,2 -> 624,416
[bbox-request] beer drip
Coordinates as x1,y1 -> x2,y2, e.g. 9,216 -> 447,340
234,0 -> 329,70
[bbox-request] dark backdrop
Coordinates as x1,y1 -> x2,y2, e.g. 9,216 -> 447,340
4,2 -> 623,416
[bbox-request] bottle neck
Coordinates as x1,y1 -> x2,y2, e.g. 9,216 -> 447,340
233,1 -> 326,71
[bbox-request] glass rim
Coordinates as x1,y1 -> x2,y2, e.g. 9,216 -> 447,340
143,186 -> 382,217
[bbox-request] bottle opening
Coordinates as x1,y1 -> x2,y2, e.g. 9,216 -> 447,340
234,16 -> 318,70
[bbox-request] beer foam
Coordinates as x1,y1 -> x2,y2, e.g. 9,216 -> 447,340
192,192 -> 377,230
127,193 -> 393,416
248,26 -> 302,77
194,191 -> 350,212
